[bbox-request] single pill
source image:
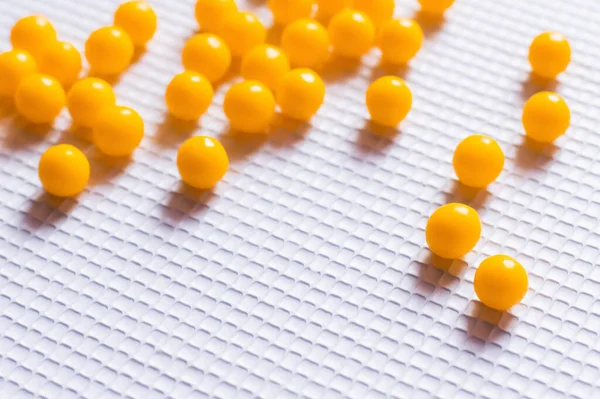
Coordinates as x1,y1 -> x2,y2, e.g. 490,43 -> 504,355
223,80 -> 275,133
366,76 -> 412,127
269,0 -> 315,26
522,91 -> 570,143
328,9 -> 375,58
93,106 -> 144,156
317,0 -> 349,17
182,33 -> 231,83
177,136 -> 229,189
39,144 -> 90,197
352,0 -> 394,27
241,45 -> 290,91
15,73 -> 66,124
277,68 -> 325,121
281,18 -> 330,69
166,71 -> 214,121
474,255 -> 528,311
10,15 -> 57,62
453,135 -> 504,188
219,11 -> 267,57
426,203 -> 481,259
114,0 -> 157,46
67,78 -> 116,128
0,49 -> 37,97
195,0 -> 238,32
40,41 -> 82,88
85,26 -> 134,75
418,0 -> 455,14
379,18 -> 423,64
528,32 -> 571,79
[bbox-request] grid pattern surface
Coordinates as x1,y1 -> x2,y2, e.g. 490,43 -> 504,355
1,0 -> 600,398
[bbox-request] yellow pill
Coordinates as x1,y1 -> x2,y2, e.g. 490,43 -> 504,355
328,9 -> 375,58
281,18 -> 330,69
366,76 -> 412,127
40,41 -> 82,88
224,80 -> 275,133
241,45 -> 290,91
177,136 -> 229,189
114,0 -> 157,46
522,91 -> 570,143
352,0 -> 394,27
0,49 -> 37,97
379,18 -> 423,64
93,106 -> 144,156
85,26 -> 134,75
39,144 -> 90,197
528,32 -> 571,79
474,255 -> 528,311
166,71 -> 214,121
15,73 -> 66,124
277,68 -> 325,121
426,203 -> 481,259
195,0 -> 238,32
10,15 -> 57,62
219,11 -> 267,57
67,78 -> 117,128
316,0 -> 349,18
269,0 -> 315,26
182,33 -> 231,83
453,135 -> 504,188
418,0 -> 455,14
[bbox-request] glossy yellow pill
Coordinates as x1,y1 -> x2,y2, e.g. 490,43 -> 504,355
366,76 -> 412,127
328,9 -> 375,58
39,144 -> 90,197
528,32 -> 571,79
114,0 -> 157,46
93,106 -> 144,156
85,26 -> 134,75
474,255 -> 528,311
352,0 -> 394,27
269,0 -> 315,25
522,91 -> 570,143
166,71 -> 214,121
67,78 -> 117,128
453,135 -> 504,188
418,0 -> 455,14
379,18 -> 423,64
10,15 -> 57,62
40,41 -> 82,88
219,11 -> 267,57
224,80 -> 275,133
277,68 -> 325,121
15,74 -> 66,124
0,49 -> 37,97
317,0 -> 349,18
195,0 -> 238,32
177,136 -> 229,189
241,45 -> 290,91
426,203 -> 481,259
182,33 -> 231,83
281,18 -> 330,69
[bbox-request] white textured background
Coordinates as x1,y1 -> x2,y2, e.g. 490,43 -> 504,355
1,0 -> 600,398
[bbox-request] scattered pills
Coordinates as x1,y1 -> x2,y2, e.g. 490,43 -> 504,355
224,80 -> 275,133
522,91 -> 570,143
195,0 -> 238,32
38,144 -> 90,197
114,0 -> 157,46
328,9 -> 375,58
418,0 -> 455,14
93,106 -> 144,156
0,49 -> 37,97
474,255 -> 528,311
67,78 -> 117,128
316,0 -> 349,17
15,73 -> 65,124
40,41 -> 82,87
177,136 -> 229,189
277,68 -> 325,121
241,45 -> 290,91
85,26 -> 134,75
182,33 -> 231,83
426,203 -> 481,259
269,0 -> 315,26
166,71 -> 214,121
528,32 -> 571,79
352,0 -> 394,27
10,15 -> 57,62
366,76 -> 412,127
281,18 -> 330,69
379,18 -> 423,64
219,11 -> 267,57
453,135 -> 504,188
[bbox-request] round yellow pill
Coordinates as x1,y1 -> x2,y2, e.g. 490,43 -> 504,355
195,0 -> 238,32
379,18 -> 423,64
0,49 -> 37,97
224,80 -> 275,133
39,144 -> 90,197
114,0 -> 157,47
93,106 -> 144,156
269,0 -> 315,26
219,11 -> 267,57
352,0 -> 394,27
453,135 -> 504,188
328,9 -> 375,58
241,45 -> 290,91
177,136 -> 229,189
166,71 -> 214,121
67,78 -> 116,128
15,73 -> 65,124
426,203 -> 481,259
474,255 -> 528,311
317,0 -> 349,18
281,18 -> 330,69
277,68 -> 325,121
40,41 -> 82,88
528,32 -> 571,79
10,15 -> 57,62
366,76 -> 412,127
522,91 -> 570,143
418,0 -> 455,14
182,33 -> 231,83
85,26 -> 134,75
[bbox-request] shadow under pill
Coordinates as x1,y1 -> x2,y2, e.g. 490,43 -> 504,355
22,192 -> 76,230
162,182 -> 214,221
514,136 -> 558,170
153,113 -> 199,148
355,120 -> 399,154
520,71 -> 558,102
444,180 -> 490,210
